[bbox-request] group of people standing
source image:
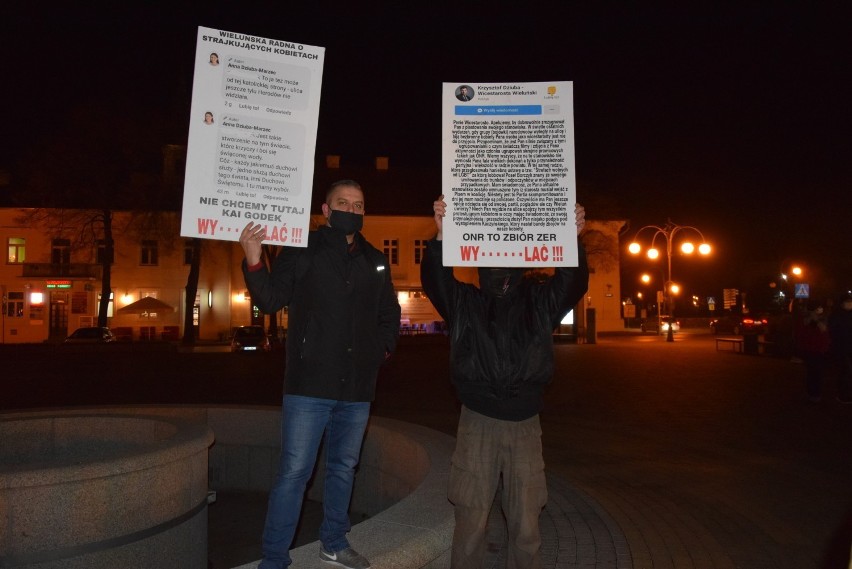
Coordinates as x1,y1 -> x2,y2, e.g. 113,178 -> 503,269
238,180 -> 588,569
794,293 -> 852,404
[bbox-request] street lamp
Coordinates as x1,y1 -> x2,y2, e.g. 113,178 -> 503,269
775,263 -> 806,312
628,219 -> 712,341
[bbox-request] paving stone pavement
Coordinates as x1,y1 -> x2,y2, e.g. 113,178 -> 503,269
7,332 -> 850,568
490,476 -> 630,569
207,332 -> 852,568
375,332 -> 852,569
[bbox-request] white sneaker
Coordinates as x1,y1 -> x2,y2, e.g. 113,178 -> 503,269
319,546 -> 371,569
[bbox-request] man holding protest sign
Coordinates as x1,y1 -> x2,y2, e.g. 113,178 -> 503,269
421,195 -> 588,569
240,179 -> 401,569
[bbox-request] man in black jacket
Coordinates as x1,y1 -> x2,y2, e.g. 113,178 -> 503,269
240,180 -> 400,569
420,195 -> 589,569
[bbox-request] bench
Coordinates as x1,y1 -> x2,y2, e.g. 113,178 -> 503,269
716,337 -> 776,355
715,337 -> 744,352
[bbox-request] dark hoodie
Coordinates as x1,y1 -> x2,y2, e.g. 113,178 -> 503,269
421,239 -> 589,421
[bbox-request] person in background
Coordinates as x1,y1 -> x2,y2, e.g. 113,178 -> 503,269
795,299 -> 831,402
828,291 -> 852,404
420,195 -> 589,569
240,179 -> 401,569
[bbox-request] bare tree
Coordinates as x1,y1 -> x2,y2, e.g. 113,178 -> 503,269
182,238 -> 203,346
122,211 -> 208,346
581,227 -> 619,274
17,208 -> 116,327
17,105 -> 169,330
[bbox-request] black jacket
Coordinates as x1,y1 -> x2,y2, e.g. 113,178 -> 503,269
420,238 -> 589,420
243,225 -> 400,401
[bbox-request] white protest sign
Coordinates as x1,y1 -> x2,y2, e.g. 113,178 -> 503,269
441,82 -> 578,267
180,27 -> 325,247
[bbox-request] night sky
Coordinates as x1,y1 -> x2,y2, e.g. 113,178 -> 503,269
3,3 -> 851,300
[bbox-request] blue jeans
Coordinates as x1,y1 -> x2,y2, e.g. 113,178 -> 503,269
258,395 -> 371,568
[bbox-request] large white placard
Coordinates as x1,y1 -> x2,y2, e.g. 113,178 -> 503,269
180,27 -> 325,247
441,82 -> 578,267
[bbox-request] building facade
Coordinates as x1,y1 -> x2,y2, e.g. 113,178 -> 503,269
1,208 -> 624,344
1,209 -> 244,344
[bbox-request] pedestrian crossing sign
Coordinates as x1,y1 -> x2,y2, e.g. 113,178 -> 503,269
794,283 -> 810,299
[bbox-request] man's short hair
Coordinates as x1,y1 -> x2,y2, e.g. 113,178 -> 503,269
326,179 -> 362,202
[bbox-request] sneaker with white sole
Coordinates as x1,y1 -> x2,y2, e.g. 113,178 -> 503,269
319,546 -> 371,569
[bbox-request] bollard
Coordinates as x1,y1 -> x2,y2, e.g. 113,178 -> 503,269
743,332 -> 759,355
585,308 -> 596,344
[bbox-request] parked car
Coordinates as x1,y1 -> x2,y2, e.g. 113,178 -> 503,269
64,327 -> 117,343
230,325 -> 271,353
710,313 -> 768,335
640,317 -> 680,333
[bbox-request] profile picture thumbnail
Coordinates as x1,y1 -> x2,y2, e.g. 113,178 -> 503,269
456,85 -> 474,102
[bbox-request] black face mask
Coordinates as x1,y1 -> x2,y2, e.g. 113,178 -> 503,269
327,209 -> 363,235
478,268 -> 525,298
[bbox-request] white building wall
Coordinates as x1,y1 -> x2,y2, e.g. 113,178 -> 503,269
0,209 -> 243,343
581,220 -> 627,333
1,209 -> 626,343
359,215 -> 626,333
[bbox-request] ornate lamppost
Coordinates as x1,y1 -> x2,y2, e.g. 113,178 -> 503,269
774,264 -> 804,312
628,219 -> 712,342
